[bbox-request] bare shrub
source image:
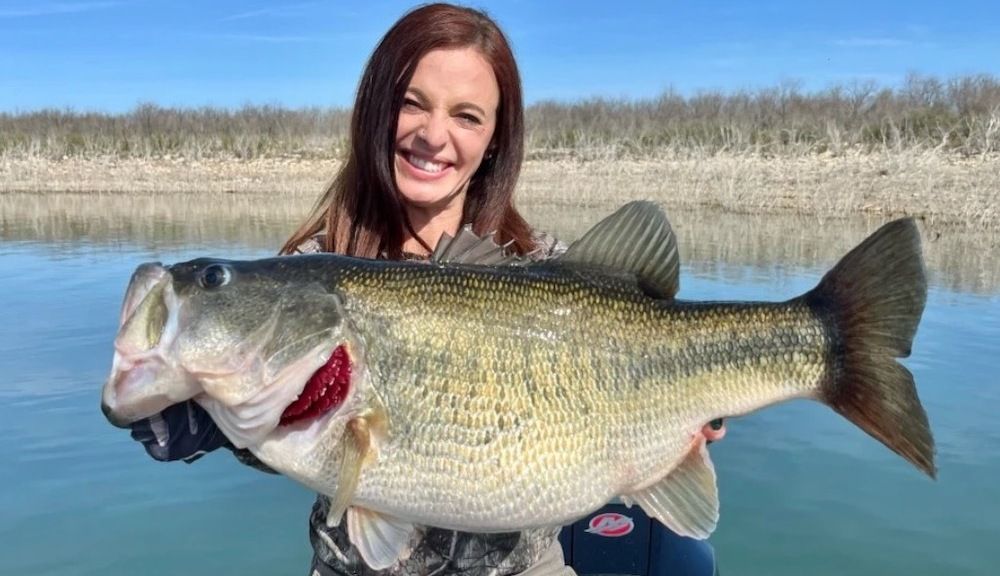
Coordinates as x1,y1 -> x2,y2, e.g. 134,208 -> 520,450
0,104 -> 351,160
2,75 -> 998,160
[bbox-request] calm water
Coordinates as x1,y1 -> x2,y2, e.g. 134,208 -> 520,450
1,197 -> 998,576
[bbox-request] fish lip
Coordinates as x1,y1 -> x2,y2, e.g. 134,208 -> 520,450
112,264 -> 178,359
119,262 -> 168,326
101,400 -> 131,428
100,356 -> 194,426
102,264 -> 193,426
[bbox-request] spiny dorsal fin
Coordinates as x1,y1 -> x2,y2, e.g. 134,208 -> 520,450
557,201 -> 680,299
430,225 -> 525,266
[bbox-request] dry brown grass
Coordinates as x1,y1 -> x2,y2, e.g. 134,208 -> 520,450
516,151 -> 1000,230
3,74 -> 999,160
2,151 -> 997,229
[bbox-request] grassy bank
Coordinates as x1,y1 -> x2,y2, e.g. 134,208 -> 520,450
2,151 -> 997,230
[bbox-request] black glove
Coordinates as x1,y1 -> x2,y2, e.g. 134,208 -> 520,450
129,400 -> 231,463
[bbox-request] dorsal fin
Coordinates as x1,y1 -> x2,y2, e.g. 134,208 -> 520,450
430,225 -> 525,265
557,201 -> 680,299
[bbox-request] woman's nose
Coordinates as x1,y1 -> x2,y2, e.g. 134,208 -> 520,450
417,113 -> 448,148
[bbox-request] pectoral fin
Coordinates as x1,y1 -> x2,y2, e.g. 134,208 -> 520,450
624,438 -> 719,539
346,507 -> 416,570
326,408 -> 387,528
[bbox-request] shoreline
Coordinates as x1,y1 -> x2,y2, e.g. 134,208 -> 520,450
2,152 -> 997,229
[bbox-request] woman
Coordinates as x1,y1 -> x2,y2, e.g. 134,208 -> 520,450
129,4 -> 725,575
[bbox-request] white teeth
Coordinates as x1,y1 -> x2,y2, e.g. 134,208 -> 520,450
407,153 -> 445,173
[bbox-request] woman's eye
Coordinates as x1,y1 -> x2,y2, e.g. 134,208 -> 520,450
457,113 -> 482,126
402,98 -> 421,110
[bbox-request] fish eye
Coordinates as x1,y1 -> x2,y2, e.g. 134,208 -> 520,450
198,264 -> 231,290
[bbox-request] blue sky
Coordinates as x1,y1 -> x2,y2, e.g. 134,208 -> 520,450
1,0 -> 998,112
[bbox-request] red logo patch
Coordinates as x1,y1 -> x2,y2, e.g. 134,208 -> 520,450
585,512 -> 635,537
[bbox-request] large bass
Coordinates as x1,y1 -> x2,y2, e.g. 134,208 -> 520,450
102,202 -> 935,569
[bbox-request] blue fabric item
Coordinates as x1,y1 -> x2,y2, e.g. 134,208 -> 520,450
560,504 -> 718,576
128,400 -> 231,462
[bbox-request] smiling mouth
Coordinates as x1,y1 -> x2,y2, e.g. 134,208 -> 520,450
279,345 -> 352,426
401,151 -> 451,174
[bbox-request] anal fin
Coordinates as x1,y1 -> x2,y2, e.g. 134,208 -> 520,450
624,438 -> 719,539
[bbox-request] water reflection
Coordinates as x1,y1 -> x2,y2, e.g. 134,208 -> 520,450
0,192 -> 308,252
2,192 -> 998,294
526,201 -> 1000,296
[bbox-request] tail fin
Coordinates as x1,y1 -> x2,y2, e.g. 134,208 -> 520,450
805,218 -> 936,478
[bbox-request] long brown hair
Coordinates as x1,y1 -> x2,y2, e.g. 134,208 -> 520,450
281,3 -> 534,258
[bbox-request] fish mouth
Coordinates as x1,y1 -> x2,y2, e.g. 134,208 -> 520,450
101,263 -> 199,427
102,357 -> 190,428
278,344 -> 352,427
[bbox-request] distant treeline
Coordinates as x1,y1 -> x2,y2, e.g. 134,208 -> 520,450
2,74 -> 999,159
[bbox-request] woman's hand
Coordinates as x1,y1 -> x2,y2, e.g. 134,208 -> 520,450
128,400 -> 230,462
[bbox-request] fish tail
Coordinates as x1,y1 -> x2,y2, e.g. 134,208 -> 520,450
805,218 -> 936,478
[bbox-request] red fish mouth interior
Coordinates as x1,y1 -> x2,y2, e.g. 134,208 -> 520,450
279,345 -> 351,426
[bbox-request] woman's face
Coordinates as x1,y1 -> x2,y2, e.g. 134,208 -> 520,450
395,47 -> 500,213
